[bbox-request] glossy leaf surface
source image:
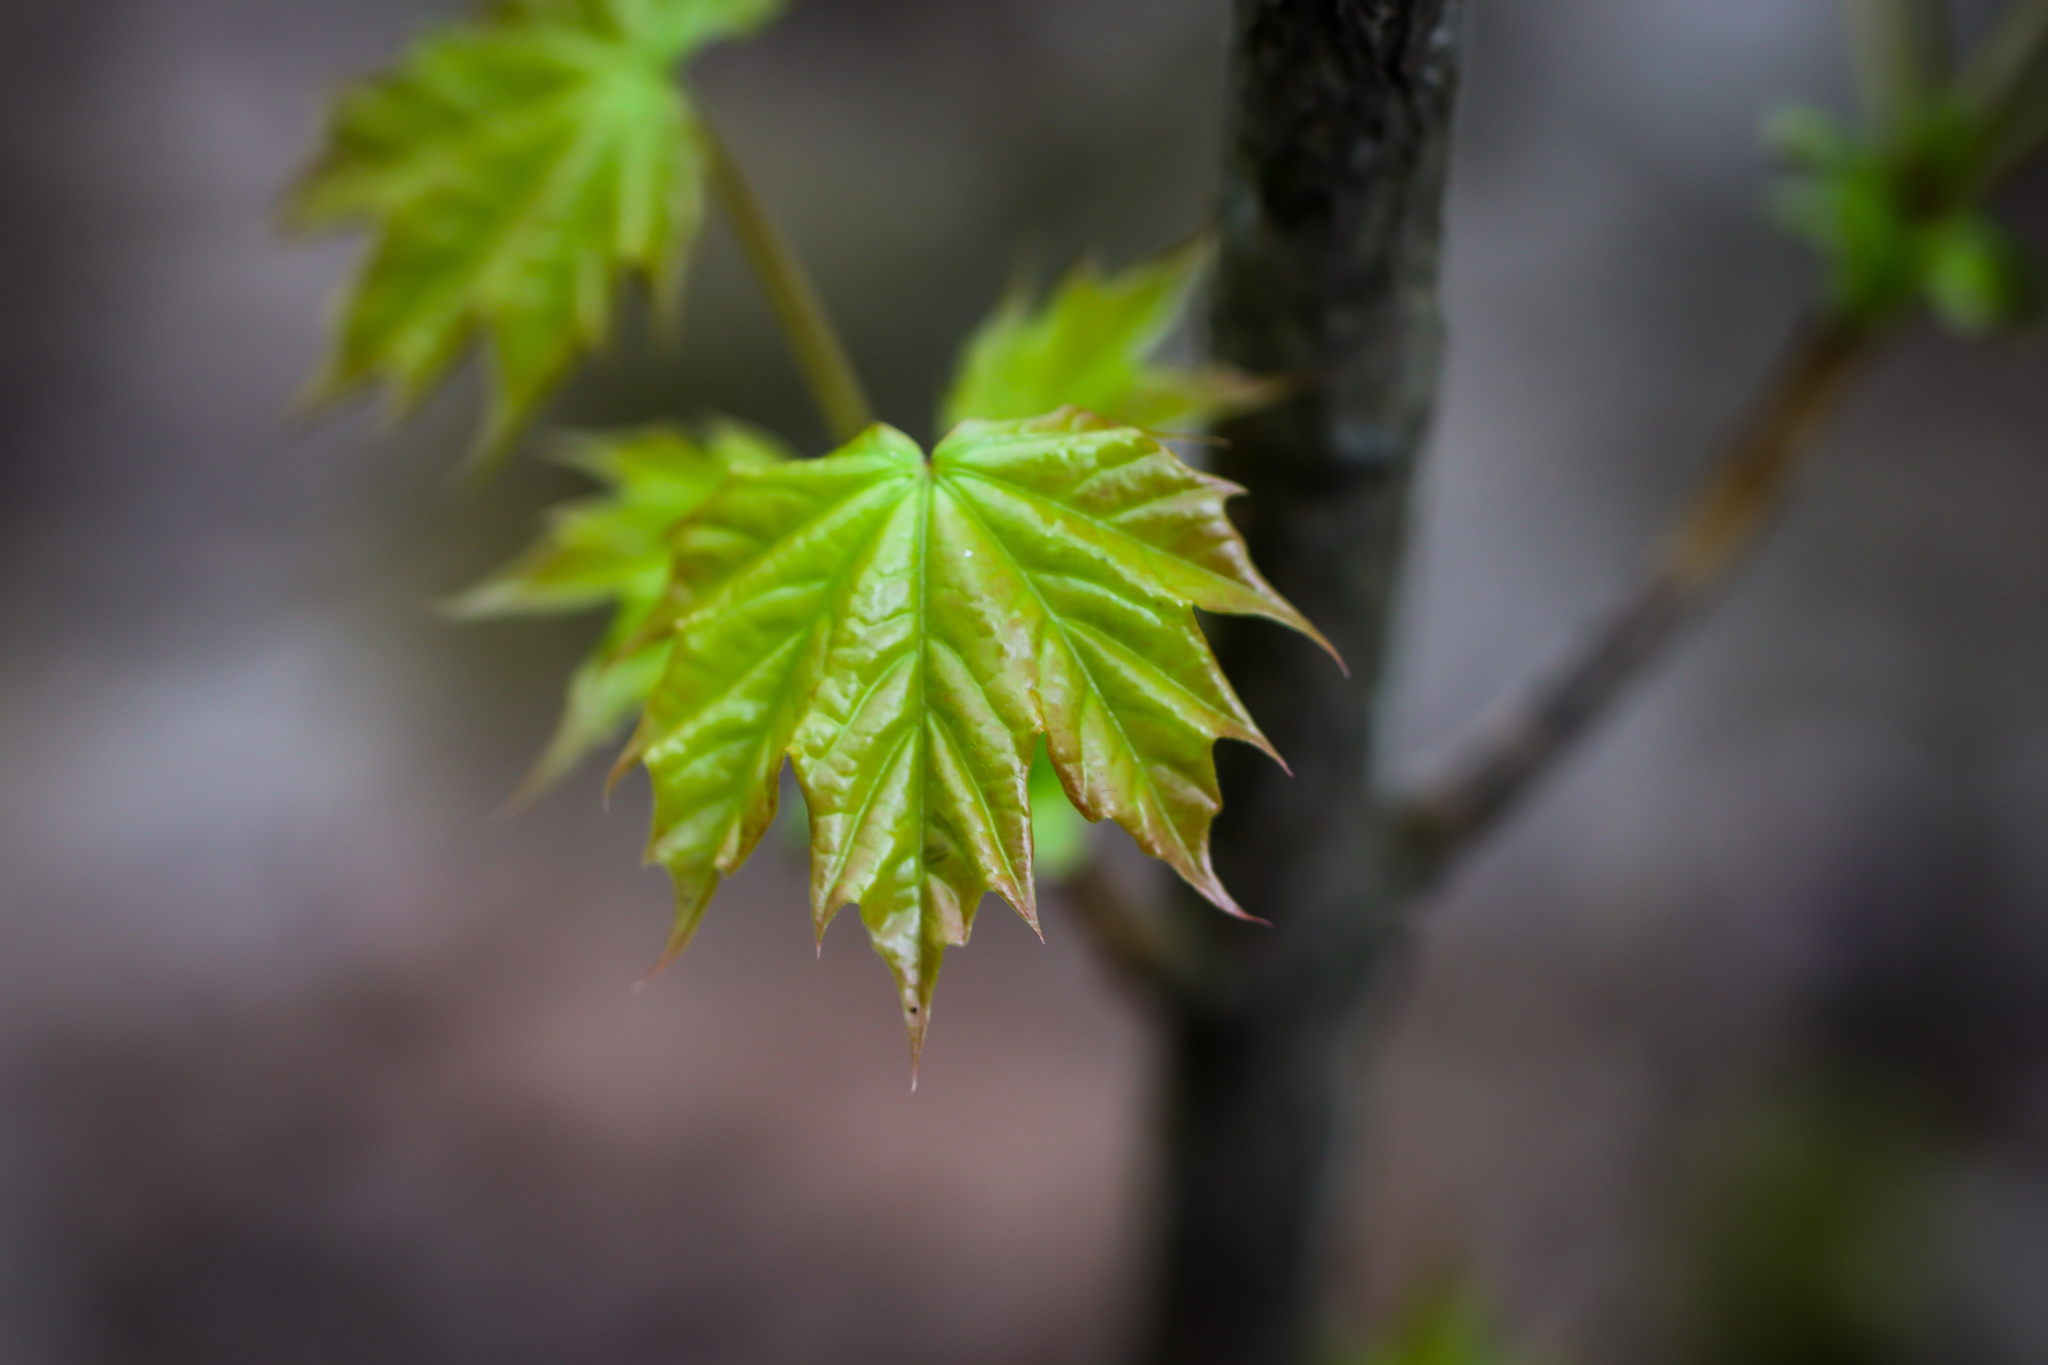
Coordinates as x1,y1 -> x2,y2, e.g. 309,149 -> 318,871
940,242 -> 1278,433
452,422 -> 789,799
634,410 -> 1332,1057
288,0 -> 780,463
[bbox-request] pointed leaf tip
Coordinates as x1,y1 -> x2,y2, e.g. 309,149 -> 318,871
904,985 -> 931,1084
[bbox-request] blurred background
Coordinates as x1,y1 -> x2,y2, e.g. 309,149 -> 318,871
3,0 -> 2048,1361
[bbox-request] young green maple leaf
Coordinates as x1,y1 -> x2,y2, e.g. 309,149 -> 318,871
451,421 -> 790,800
630,409 -> 1334,1061
287,0 -> 781,465
940,241 -> 1282,432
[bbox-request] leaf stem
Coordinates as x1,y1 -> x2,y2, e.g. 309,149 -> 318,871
702,118 -> 874,445
1390,312 -> 1881,874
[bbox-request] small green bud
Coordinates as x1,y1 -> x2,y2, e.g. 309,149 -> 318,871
1922,214 -> 2034,335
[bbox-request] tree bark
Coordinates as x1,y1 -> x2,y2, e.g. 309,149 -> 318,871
1138,5 -> 1464,1364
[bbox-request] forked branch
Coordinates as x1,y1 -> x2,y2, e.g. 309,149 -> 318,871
1383,0 -> 2048,881
1389,313 -> 1880,876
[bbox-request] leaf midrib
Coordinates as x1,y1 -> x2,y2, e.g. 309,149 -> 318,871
911,472 -> 932,923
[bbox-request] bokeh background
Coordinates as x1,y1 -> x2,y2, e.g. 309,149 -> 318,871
4,0 -> 2048,1362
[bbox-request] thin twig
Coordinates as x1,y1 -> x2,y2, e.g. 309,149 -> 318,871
701,119 -> 874,445
1390,312 -> 1881,875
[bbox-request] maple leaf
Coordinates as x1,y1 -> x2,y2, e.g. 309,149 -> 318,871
631,410 -> 1334,1060
287,0 -> 781,465
451,421 -> 790,800
940,240 -> 1282,433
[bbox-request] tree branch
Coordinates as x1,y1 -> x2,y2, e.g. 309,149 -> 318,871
1138,3 -> 1466,1363
1390,312 -> 1881,875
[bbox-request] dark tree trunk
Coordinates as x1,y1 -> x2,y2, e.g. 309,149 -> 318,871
1138,5 -> 1465,1364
